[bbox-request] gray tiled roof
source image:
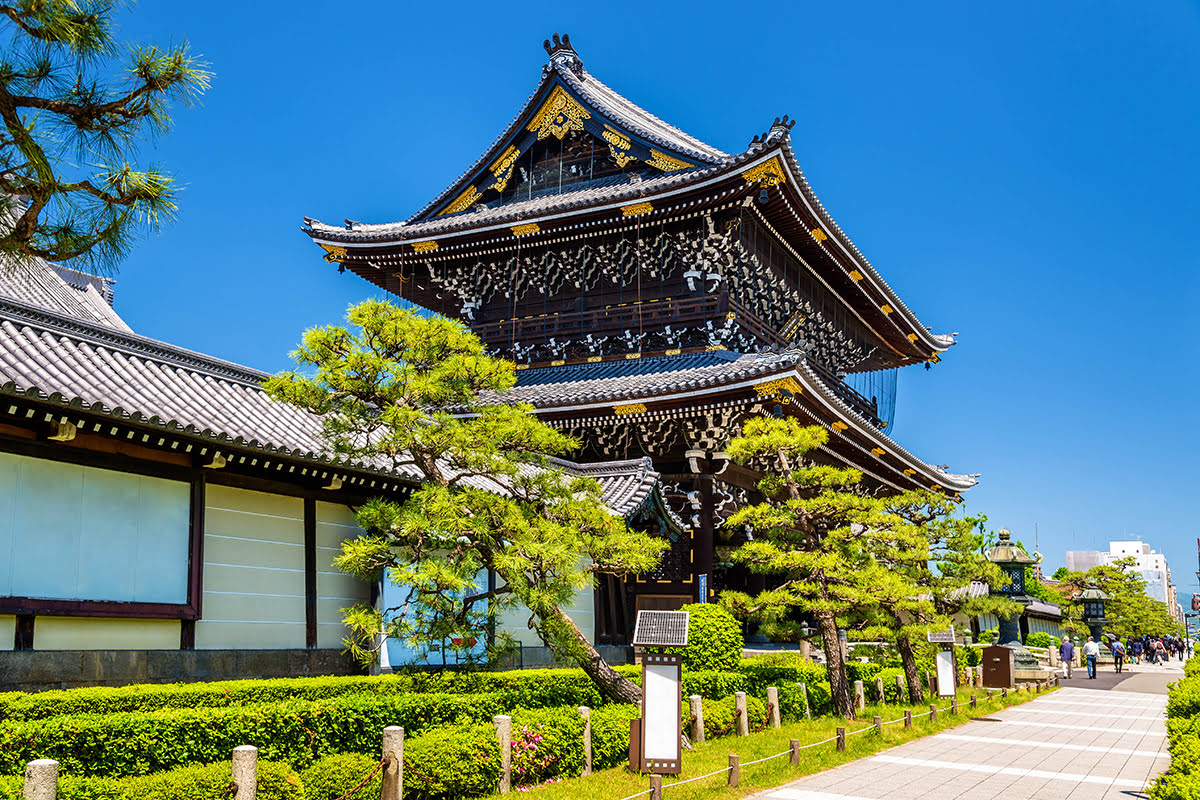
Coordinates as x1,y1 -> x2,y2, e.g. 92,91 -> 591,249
0,257 -> 130,332
0,291 -> 666,516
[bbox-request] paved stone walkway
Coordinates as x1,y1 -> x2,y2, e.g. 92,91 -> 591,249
750,660 -> 1182,800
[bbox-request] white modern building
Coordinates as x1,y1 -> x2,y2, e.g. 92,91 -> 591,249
1067,540 -> 1182,623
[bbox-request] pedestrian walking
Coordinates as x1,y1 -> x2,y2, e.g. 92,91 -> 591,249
1131,637 -> 1143,664
1083,635 -> 1100,679
1111,637 -> 1126,673
1157,638 -> 1168,663
1059,636 -> 1075,679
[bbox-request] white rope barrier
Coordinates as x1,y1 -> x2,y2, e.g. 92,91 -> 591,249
740,748 -> 796,767
658,765 -> 730,789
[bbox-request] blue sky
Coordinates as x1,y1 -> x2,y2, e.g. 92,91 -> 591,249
107,3 -> 1200,605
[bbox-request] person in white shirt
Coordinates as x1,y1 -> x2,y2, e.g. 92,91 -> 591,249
1083,636 -> 1101,679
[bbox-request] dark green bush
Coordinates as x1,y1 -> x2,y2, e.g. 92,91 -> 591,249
700,694 -> 766,738
589,704 -> 639,770
404,723 -> 499,800
1023,632 -> 1059,649
1168,676 -> 1200,720
845,662 -> 882,684
0,693 -> 499,777
658,604 -> 742,671
300,754 -> 381,800
0,761 -> 301,800
681,670 -> 746,699
509,707 -> 586,785
739,653 -> 827,697
1147,655 -> 1200,799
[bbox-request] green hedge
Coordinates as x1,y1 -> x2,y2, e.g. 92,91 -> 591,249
589,704 -> 639,770
300,754 -> 380,800
1149,657 -> 1200,799
0,760 -> 302,800
700,695 -> 767,738
404,723 -> 499,800
0,693 -> 500,778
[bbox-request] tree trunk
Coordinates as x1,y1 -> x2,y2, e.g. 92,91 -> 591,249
817,610 -> 855,720
896,632 -> 925,704
548,606 -> 642,704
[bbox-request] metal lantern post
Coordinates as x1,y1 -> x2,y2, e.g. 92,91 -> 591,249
1079,586 -> 1109,644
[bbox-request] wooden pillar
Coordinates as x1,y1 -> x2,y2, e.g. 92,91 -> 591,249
904,709 -> 911,728
304,497 -> 317,649
766,687 -> 781,728
695,474 -> 714,602
727,754 -> 740,787
836,727 -> 845,751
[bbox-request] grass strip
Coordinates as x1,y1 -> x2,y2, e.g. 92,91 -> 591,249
523,686 -> 1048,800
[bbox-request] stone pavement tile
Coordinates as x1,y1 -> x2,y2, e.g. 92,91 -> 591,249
998,776 -> 1054,797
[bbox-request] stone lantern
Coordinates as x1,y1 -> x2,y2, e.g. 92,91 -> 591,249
984,529 -> 1039,646
1079,586 -> 1109,643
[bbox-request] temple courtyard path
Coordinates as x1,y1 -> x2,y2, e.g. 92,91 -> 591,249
749,662 -> 1184,800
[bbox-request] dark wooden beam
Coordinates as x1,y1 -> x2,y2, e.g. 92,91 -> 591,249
0,597 -> 194,619
187,473 -> 206,619
180,619 -> 195,650
14,614 -> 33,650
304,497 -> 317,649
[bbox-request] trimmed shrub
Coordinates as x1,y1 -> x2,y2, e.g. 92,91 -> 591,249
404,723 -> 499,800
659,604 -> 742,671
590,704 -> 639,770
300,754 -> 381,800
845,662 -> 882,684
0,693 -> 500,777
682,670 -> 746,699
1024,632 -> 1057,649
700,694 -> 766,738
739,652 -> 827,697
0,761 -> 301,800
976,628 -> 998,644
509,707 -> 586,784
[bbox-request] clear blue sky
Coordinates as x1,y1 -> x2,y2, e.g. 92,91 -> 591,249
107,3 -> 1200,603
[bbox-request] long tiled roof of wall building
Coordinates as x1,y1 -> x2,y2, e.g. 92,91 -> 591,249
0,260 -> 667,517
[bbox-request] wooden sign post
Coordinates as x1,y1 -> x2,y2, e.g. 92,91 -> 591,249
927,627 -> 957,698
629,610 -> 689,775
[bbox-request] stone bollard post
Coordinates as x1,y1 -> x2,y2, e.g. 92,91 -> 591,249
578,707 -> 592,776
789,739 -> 800,766
495,715 -> 512,794
1049,647 -> 1059,667
836,726 -> 846,752
23,759 -> 58,800
875,677 -> 885,704
381,726 -> 404,800
728,754 -> 740,787
853,680 -> 865,712
874,715 -> 882,734
649,774 -> 663,800
930,704 -> 937,722
904,709 -> 912,729
766,687 -> 781,729
735,692 -> 749,736
895,674 -> 905,702
951,697 -> 958,716
232,746 -> 257,800
689,695 -> 705,743
976,666 -> 983,686
798,682 -> 811,719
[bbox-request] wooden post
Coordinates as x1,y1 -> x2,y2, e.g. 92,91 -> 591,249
904,709 -> 912,728
874,715 -> 882,734
495,715 -> 512,794
951,697 -> 958,716
836,727 -> 845,752
578,707 -> 592,776
930,704 -> 937,722
728,754 -> 740,787
927,672 -> 937,699
895,673 -> 905,702
735,692 -> 749,736
649,775 -> 662,800
23,759 -> 58,800
853,680 -> 865,712
875,676 -> 885,704
767,687 -> 781,729
232,746 -> 257,800
1001,688 -> 1007,699
381,726 -> 403,800
798,682 -> 811,719
970,694 -> 977,709
789,739 -> 800,766
689,695 -> 705,743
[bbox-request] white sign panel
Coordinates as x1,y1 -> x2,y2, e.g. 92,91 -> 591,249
935,649 -> 956,698
927,626 -> 956,644
642,661 -> 681,764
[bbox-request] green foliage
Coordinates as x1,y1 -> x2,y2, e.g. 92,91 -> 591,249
1149,655 -> 1200,799
682,670 -> 746,699
1057,557 -> 1183,639
700,695 -> 767,738
404,724 -> 499,800
509,709 -> 585,785
659,603 -> 742,671
0,761 -> 301,800
0,693 -> 499,777
299,755 -> 380,800
845,662 -> 882,684
589,704 -> 640,770
266,301 -> 663,703
0,1 -> 212,270
1024,632 -> 1057,649
976,628 -> 998,644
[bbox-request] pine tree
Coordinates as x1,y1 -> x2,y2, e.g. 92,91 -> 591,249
0,1 -> 210,270
720,416 -> 926,720
265,301 -> 665,704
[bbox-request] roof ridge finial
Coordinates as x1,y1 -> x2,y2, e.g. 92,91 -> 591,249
543,31 -> 584,78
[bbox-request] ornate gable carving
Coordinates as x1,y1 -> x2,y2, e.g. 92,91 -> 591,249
527,85 -> 591,141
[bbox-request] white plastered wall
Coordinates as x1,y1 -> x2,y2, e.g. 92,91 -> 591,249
315,502 -> 372,648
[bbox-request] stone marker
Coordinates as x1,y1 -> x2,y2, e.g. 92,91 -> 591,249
766,687 -> 781,728
689,694 -> 705,743
874,715 -> 882,734
578,707 -> 592,776
854,680 -> 865,711
728,754 -> 740,786
381,727 -> 403,800
495,715 -> 512,794
875,676 -> 885,703
735,691 -> 749,736
895,673 -> 905,700
232,746 -> 257,800
23,759 -> 58,800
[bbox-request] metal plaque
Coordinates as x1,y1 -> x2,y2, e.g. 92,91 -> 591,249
632,610 -> 690,647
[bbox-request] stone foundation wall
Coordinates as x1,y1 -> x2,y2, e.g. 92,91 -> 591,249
0,649 -> 364,693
